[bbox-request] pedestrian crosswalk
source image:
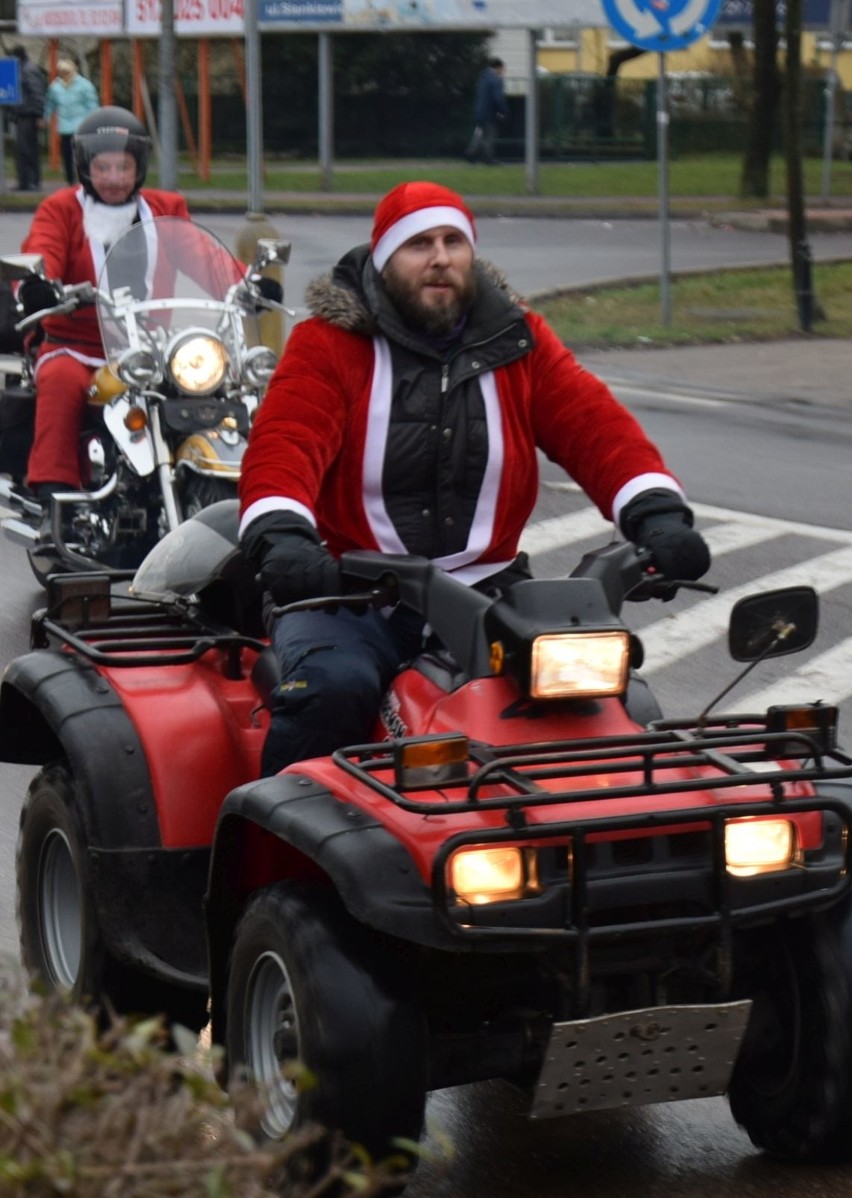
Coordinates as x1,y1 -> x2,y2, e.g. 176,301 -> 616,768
521,488 -> 852,730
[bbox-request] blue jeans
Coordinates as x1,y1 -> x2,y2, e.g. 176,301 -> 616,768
262,604 -> 425,777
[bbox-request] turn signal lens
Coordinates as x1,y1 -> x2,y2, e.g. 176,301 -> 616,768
394,735 -> 469,788
725,818 -> 796,877
531,631 -> 630,699
123,405 -> 148,433
449,846 -> 526,905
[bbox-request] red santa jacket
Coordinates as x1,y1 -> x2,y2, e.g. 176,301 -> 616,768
21,185 -> 192,356
239,253 -> 683,584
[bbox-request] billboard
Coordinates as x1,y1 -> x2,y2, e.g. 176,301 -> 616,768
716,0 -> 839,28
258,0 -> 608,31
126,0 -> 246,36
16,0 -> 123,35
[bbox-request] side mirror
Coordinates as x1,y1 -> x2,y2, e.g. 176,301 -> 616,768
0,253 -> 45,283
254,239 -> 291,268
728,586 -> 818,662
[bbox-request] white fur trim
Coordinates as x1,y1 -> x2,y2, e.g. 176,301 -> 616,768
612,473 -> 685,531
372,206 -> 476,272
239,497 -> 317,539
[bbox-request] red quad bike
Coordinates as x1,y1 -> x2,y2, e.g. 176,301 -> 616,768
4,501 -> 852,1169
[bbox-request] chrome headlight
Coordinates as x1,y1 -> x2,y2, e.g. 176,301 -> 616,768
529,630 -> 630,699
116,348 -> 160,387
725,818 -> 797,877
242,345 -> 278,388
165,329 -> 229,395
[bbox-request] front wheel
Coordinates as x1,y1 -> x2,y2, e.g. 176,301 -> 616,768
16,763 -> 208,1034
729,908 -> 852,1161
225,882 -> 427,1161
180,475 -> 238,521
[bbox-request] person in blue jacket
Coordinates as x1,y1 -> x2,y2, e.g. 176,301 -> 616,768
464,56 -> 509,165
44,58 -> 100,185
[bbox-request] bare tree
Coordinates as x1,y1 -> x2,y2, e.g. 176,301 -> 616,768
783,0 -> 822,328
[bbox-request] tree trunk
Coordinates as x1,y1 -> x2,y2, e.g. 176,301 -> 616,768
740,0 -> 781,198
595,47 -> 646,139
784,0 -> 822,328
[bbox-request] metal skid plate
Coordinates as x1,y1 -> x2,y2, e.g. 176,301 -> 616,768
530,1000 -> 752,1119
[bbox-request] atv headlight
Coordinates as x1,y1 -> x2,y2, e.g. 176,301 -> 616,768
166,329 -> 229,396
115,348 -> 159,387
725,818 -> 797,877
529,630 -> 630,699
449,846 -> 533,905
242,345 -> 278,388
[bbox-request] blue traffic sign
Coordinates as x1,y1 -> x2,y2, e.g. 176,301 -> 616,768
603,0 -> 724,52
0,57 -> 20,107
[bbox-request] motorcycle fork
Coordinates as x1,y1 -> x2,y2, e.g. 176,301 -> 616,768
149,406 -> 182,533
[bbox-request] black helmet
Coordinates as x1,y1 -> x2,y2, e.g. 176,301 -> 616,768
73,106 -> 151,199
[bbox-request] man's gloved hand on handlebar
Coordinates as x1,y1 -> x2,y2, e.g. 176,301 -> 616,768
241,510 -> 341,607
18,275 -> 60,317
619,488 -> 711,582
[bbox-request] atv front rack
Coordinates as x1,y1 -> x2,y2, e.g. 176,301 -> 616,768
333,718 -> 852,818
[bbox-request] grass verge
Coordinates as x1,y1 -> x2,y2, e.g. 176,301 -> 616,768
535,259 -> 852,348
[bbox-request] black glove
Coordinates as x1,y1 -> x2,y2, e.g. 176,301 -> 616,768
241,510 -> 341,607
18,276 -> 60,317
255,276 -> 283,304
620,488 -> 711,582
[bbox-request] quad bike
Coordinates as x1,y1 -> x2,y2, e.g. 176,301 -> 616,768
3,501 -> 852,1168
0,218 -> 290,586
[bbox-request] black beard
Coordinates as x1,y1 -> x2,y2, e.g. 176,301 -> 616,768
382,265 -> 476,337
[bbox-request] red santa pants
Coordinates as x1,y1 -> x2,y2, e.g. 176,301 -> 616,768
27,353 -> 96,490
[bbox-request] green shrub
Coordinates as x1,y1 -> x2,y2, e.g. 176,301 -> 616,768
0,963 -> 410,1197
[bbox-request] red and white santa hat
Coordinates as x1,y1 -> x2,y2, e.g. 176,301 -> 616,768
371,181 -> 477,272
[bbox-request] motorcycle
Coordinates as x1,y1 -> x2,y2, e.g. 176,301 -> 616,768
3,501 -> 852,1170
0,218 -> 290,585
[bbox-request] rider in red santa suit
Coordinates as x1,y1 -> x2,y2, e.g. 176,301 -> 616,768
18,106 -> 193,502
239,180 -> 711,776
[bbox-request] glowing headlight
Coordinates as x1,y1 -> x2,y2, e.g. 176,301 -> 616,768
242,345 -> 278,388
530,631 -> 630,699
725,818 -> 797,877
449,846 -> 531,905
166,330 -> 229,395
116,348 -> 159,386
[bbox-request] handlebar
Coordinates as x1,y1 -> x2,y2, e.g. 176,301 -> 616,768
14,280 -> 99,333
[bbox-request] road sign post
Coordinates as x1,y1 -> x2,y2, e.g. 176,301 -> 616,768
601,1 -> 723,328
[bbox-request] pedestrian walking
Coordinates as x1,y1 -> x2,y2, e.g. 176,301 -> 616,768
44,58 -> 99,185
464,56 -> 509,165
10,45 -> 46,192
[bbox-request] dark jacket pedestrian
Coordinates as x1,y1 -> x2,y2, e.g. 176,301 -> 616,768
11,45 -> 46,191
465,57 -> 509,165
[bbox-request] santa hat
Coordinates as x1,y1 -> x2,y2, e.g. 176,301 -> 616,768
371,181 -> 477,272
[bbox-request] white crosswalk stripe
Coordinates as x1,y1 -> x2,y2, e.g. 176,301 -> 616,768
639,545 -> 852,673
734,637 -> 852,712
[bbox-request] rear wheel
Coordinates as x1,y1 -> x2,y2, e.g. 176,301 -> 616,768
729,909 -> 852,1161
16,763 -> 208,1035
225,882 -> 427,1163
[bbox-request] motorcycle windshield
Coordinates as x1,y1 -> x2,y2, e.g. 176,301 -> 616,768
131,499 -> 247,603
96,216 -> 256,360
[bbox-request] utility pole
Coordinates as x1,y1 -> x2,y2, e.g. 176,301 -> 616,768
158,0 -> 178,190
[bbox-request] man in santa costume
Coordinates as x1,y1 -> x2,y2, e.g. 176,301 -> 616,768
239,180 -> 710,776
17,106 -> 199,502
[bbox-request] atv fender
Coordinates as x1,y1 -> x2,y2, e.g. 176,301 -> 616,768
1,650 -> 209,985
207,771 -> 459,1048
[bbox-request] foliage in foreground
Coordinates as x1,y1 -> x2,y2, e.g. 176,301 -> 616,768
0,965 -> 411,1198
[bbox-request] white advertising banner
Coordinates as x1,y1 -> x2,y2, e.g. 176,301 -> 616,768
258,0 -> 607,30
126,0 -> 246,36
17,0 -> 123,36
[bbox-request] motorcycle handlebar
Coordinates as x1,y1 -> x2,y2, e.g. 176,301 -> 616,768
14,280 -> 99,332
